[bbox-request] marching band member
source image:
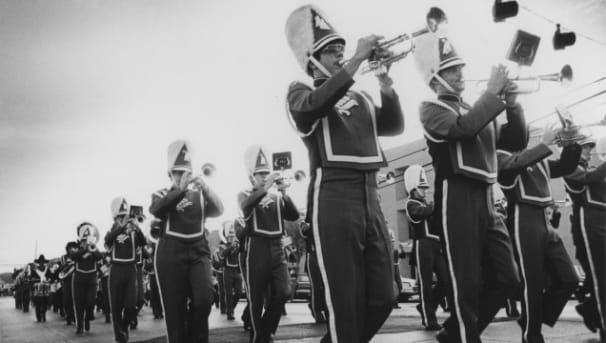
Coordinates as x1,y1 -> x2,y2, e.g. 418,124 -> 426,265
212,241 -> 227,314
221,222 -> 243,321
285,5 -> 404,342
59,242 -> 78,325
235,216 -> 252,331
563,136 -> 606,340
404,165 -> 450,331
238,145 -> 300,343
132,245 -> 146,330
143,242 -> 163,319
70,222 -> 103,334
497,124 -> 581,343
105,197 -> 147,343
149,139 -> 224,343
99,253 -> 112,324
413,25 -> 524,342
30,254 -> 51,323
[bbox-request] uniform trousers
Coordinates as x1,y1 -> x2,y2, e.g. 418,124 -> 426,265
72,272 -> 97,330
155,237 -> 213,343
509,204 -> 578,343
223,266 -> 242,317
436,175 -> 519,343
415,237 -> 450,327
310,167 -> 395,343
109,264 -> 137,342
62,275 -> 75,323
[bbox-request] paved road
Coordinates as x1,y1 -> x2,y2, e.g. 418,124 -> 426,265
0,297 -> 602,342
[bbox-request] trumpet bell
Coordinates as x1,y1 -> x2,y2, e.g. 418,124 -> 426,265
201,163 -> 215,177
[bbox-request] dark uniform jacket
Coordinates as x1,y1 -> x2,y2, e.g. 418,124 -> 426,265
69,241 -> 103,274
287,69 -> 404,171
238,188 -> 299,239
564,162 -> 606,211
149,185 -> 223,245
421,92 -> 526,185
221,241 -> 240,269
497,143 -> 581,207
405,194 -> 439,241
105,223 -> 147,264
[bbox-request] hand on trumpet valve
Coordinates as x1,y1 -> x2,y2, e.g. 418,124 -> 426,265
353,35 -> 384,62
486,64 -> 509,97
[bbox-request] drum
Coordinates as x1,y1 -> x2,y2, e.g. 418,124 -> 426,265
33,282 -> 50,297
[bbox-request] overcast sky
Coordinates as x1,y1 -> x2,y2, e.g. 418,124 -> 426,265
1,0 -> 605,272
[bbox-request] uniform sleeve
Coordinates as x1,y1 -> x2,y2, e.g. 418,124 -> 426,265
202,186 -> 224,218
376,91 -> 404,136
281,194 -> 301,221
104,224 -> 123,247
565,161 -> 606,184
221,242 -> 239,258
287,69 -> 355,133
547,143 -> 582,178
421,92 -> 505,140
238,188 -> 267,218
497,103 -> 528,149
497,144 -> 552,183
234,219 -> 248,241
134,227 -> 147,247
406,200 -> 434,222
149,187 -> 186,219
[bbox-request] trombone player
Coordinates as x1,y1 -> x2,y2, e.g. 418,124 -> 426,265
285,5 -> 404,343
413,18 -> 525,342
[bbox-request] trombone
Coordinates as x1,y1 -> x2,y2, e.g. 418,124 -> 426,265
467,64 -> 573,94
356,7 -> 447,74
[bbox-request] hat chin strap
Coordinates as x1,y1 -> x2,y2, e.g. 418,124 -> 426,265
309,56 -> 332,78
434,74 -> 456,93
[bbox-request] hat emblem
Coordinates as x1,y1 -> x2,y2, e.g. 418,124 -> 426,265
314,14 -> 330,30
119,200 -> 128,213
441,39 -> 452,55
256,150 -> 268,168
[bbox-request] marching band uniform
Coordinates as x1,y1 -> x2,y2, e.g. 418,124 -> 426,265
105,197 -> 147,343
285,6 -> 404,342
300,221 -> 328,324
212,243 -> 227,314
235,217 -> 252,331
99,253 -> 112,324
143,242 -> 163,319
70,222 -> 103,334
21,267 -> 31,313
497,141 -> 581,343
221,224 -> 243,321
404,165 -> 450,331
563,142 -> 606,338
132,246 -> 146,329
238,145 -> 300,343
149,140 -> 224,343
413,32 -> 523,343
59,244 -> 78,325
30,255 -> 51,323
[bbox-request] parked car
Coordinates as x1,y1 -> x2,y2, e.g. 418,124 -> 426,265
398,276 -> 419,302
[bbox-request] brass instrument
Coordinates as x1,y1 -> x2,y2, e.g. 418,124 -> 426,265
467,64 -> 573,94
554,104 -> 606,146
357,7 -> 447,74
78,223 -> 100,254
275,169 -> 306,188
201,163 -> 216,177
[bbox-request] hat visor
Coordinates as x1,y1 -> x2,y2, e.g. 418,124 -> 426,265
170,166 -> 192,172
312,34 -> 346,54
253,167 -> 271,174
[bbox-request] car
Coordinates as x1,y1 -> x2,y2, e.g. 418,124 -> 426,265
291,273 -> 311,300
398,276 -> 419,302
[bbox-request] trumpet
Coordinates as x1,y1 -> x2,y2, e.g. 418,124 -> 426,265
274,169 -> 306,188
201,163 -> 215,177
358,7 -> 447,74
468,64 -> 573,94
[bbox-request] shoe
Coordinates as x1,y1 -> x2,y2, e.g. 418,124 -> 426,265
84,320 -> 90,332
130,317 -> 138,330
426,323 -> 442,331
227,314 -> 235,320
416,304 -> 426,326
76,327 -> 83,334
66,320 -> 73,326
105,316 -> 111,324
576,303 -> 597,333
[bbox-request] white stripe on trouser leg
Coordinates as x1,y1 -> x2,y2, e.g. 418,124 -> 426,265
513,205 -> 530,343
153,239 -> 171,343
311,168 -> 338,343
245,238 -> 258,343
441,180 -> 467,343
307,253 -> 317,317
580,207 -> 605,329
416,242 -> 428,326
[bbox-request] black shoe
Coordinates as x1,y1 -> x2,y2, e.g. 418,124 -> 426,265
227,313 -> 235,320
84,320 -> 90,332
105,316 -> 111,324
426,323 -> 442,331
416,304 -> 427,327
76,327 -> 83,334
66,320 -> 73,326
130,319 -> 137,330
576,303 -> 597,333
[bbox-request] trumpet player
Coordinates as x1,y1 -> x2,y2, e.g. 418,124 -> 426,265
69,222 -> 103,334
220,222 -> 242,321
563,136 -> 606,340
497,123 -> 581,343
149,139 -> 224,343
285,5 -> 404,343
105,197 -> 147,343
413,30 -> 526,342
238,145 -> 300,343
